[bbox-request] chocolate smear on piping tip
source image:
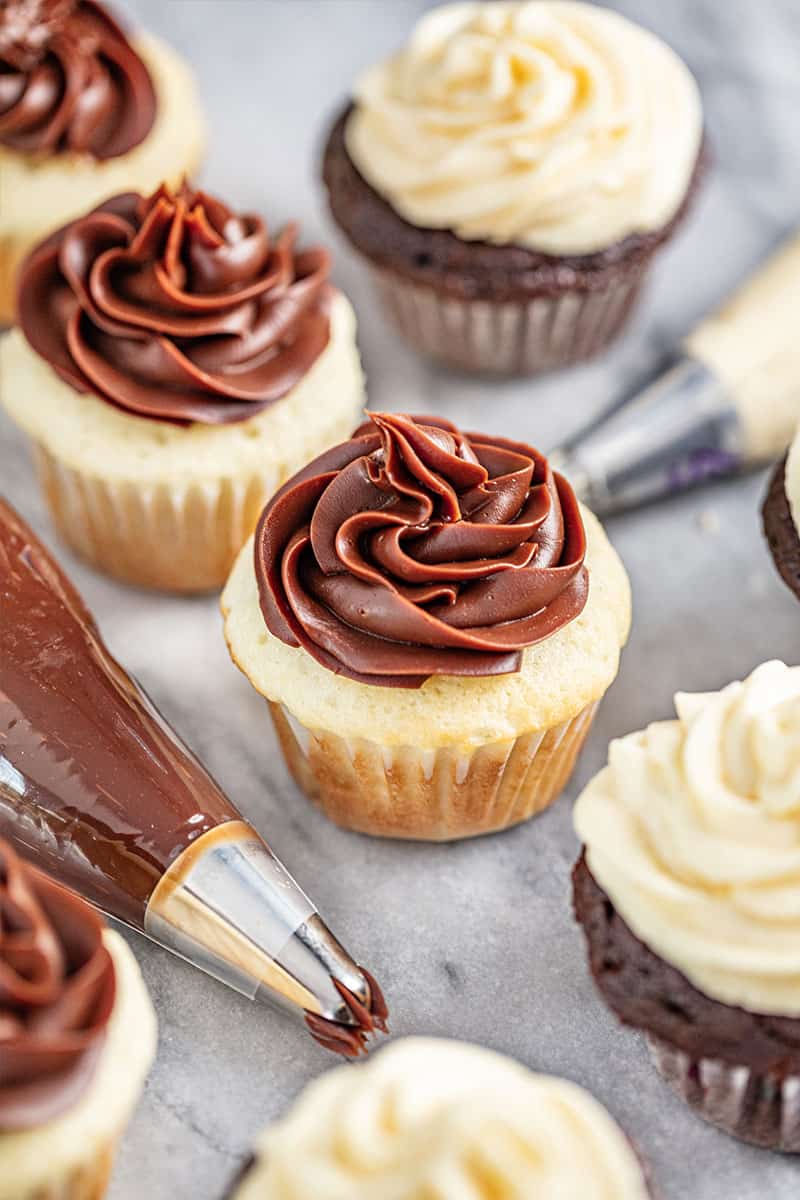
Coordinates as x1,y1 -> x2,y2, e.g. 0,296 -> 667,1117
305,967 -> 389,1058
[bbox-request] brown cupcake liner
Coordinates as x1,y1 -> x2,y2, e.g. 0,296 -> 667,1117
32,442 -> 277,593
647,1034 -> 800,1152
367,264 -> 643,375
268,699 -> 598,840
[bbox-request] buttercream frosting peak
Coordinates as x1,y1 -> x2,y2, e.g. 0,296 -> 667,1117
345,1 -> 702,255
575,661 -> 800,1016
235,1038 -> 649,1199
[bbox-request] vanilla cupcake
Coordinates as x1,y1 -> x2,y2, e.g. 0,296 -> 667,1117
223,412 -> 630,840
574,662 -> 800,1151
0,838 -> 156,1200
322,0 -> 704,375
0,0 -> 205,323
227,1038 -> 651,1199
2,181 -> 365,592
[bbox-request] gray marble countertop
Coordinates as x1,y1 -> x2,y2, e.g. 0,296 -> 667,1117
3,2 -> 800,1196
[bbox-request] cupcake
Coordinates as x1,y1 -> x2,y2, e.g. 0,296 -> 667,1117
222,412 -> 631,840
573,661 -> 800,1151
322,1 -> 704,376
763,429 -> 800,601
0,837 -> 156,1199
0,0 -> 205,323
227,1038 -> 652,1199
1,181 -> 365,592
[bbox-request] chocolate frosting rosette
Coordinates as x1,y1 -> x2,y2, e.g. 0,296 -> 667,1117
18,182 -> 333,425
256,413 -> 588,686
3,182 -> 365,592
0,838 -> 156,1200
223,412 -> 631,840
0,843 -> 115,1133
0,0 -> 156,159
0,0 -> 206,323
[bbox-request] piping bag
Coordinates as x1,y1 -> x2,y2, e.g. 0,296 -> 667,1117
0,496 -> 387,1057
550,232 -> 800,514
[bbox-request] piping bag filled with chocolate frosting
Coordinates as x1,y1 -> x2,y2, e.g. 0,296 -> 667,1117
0,496 -> 387,1057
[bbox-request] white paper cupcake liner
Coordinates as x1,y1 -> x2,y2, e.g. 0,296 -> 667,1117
368,266 -> 643,375
32,442 -> 276,593
268,699 -> 599,840
647,1034 -> 800,1152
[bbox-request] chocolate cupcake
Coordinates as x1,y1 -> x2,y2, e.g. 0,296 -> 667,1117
1,181 -> 365,592
574,661 -> 800,1151
0,0 -> 205,323
222,411 -> 631,840
227,1038 -> 652,1199
763,434 -> 800,601
322,1 -> 704,376
0,838 -> 157,1199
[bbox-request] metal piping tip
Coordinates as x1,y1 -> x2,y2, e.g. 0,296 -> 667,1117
145,820 -> 388,1054
549,356 -> 748,516
547,447 -> 594,509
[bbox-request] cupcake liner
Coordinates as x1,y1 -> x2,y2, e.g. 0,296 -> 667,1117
0,234 -> 23,326
368,265 -> 644,376
32,442 -> 277,593
647,1034 -> 800,1152
268,699 -> 599,840
12,1135 -> 117,1200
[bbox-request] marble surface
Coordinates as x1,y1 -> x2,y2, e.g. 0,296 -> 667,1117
2,1 -> 800,1196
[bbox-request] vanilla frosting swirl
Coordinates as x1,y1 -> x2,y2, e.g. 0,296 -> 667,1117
345,1 -> 702,255
575,661 -> 800,1016
236,1038 -> 649,1200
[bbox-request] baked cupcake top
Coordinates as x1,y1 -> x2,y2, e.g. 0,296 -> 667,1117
0,838 -> 116,1132
17,181 -> 333,425
344,1 -> 702,256
255,412 -> 588,688
575,661 -> 800,1017
234,1038 -> 649,1199
0,0 -> 156,159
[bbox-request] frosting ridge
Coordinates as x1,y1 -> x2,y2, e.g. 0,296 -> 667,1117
255,412 -> 588,688
575,661 -> 800,1016
345,1 -> 702,255
0,838 -> 115,1132
17,181 -> 332,425
236,1038 -> 649,1199
0,0 -> 156,159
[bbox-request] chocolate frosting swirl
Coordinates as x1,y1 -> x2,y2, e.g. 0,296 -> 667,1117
256,413 -> 588,688
0,838 -> 115,1132
17,182 -> 333,425
0,0 -> 156,159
